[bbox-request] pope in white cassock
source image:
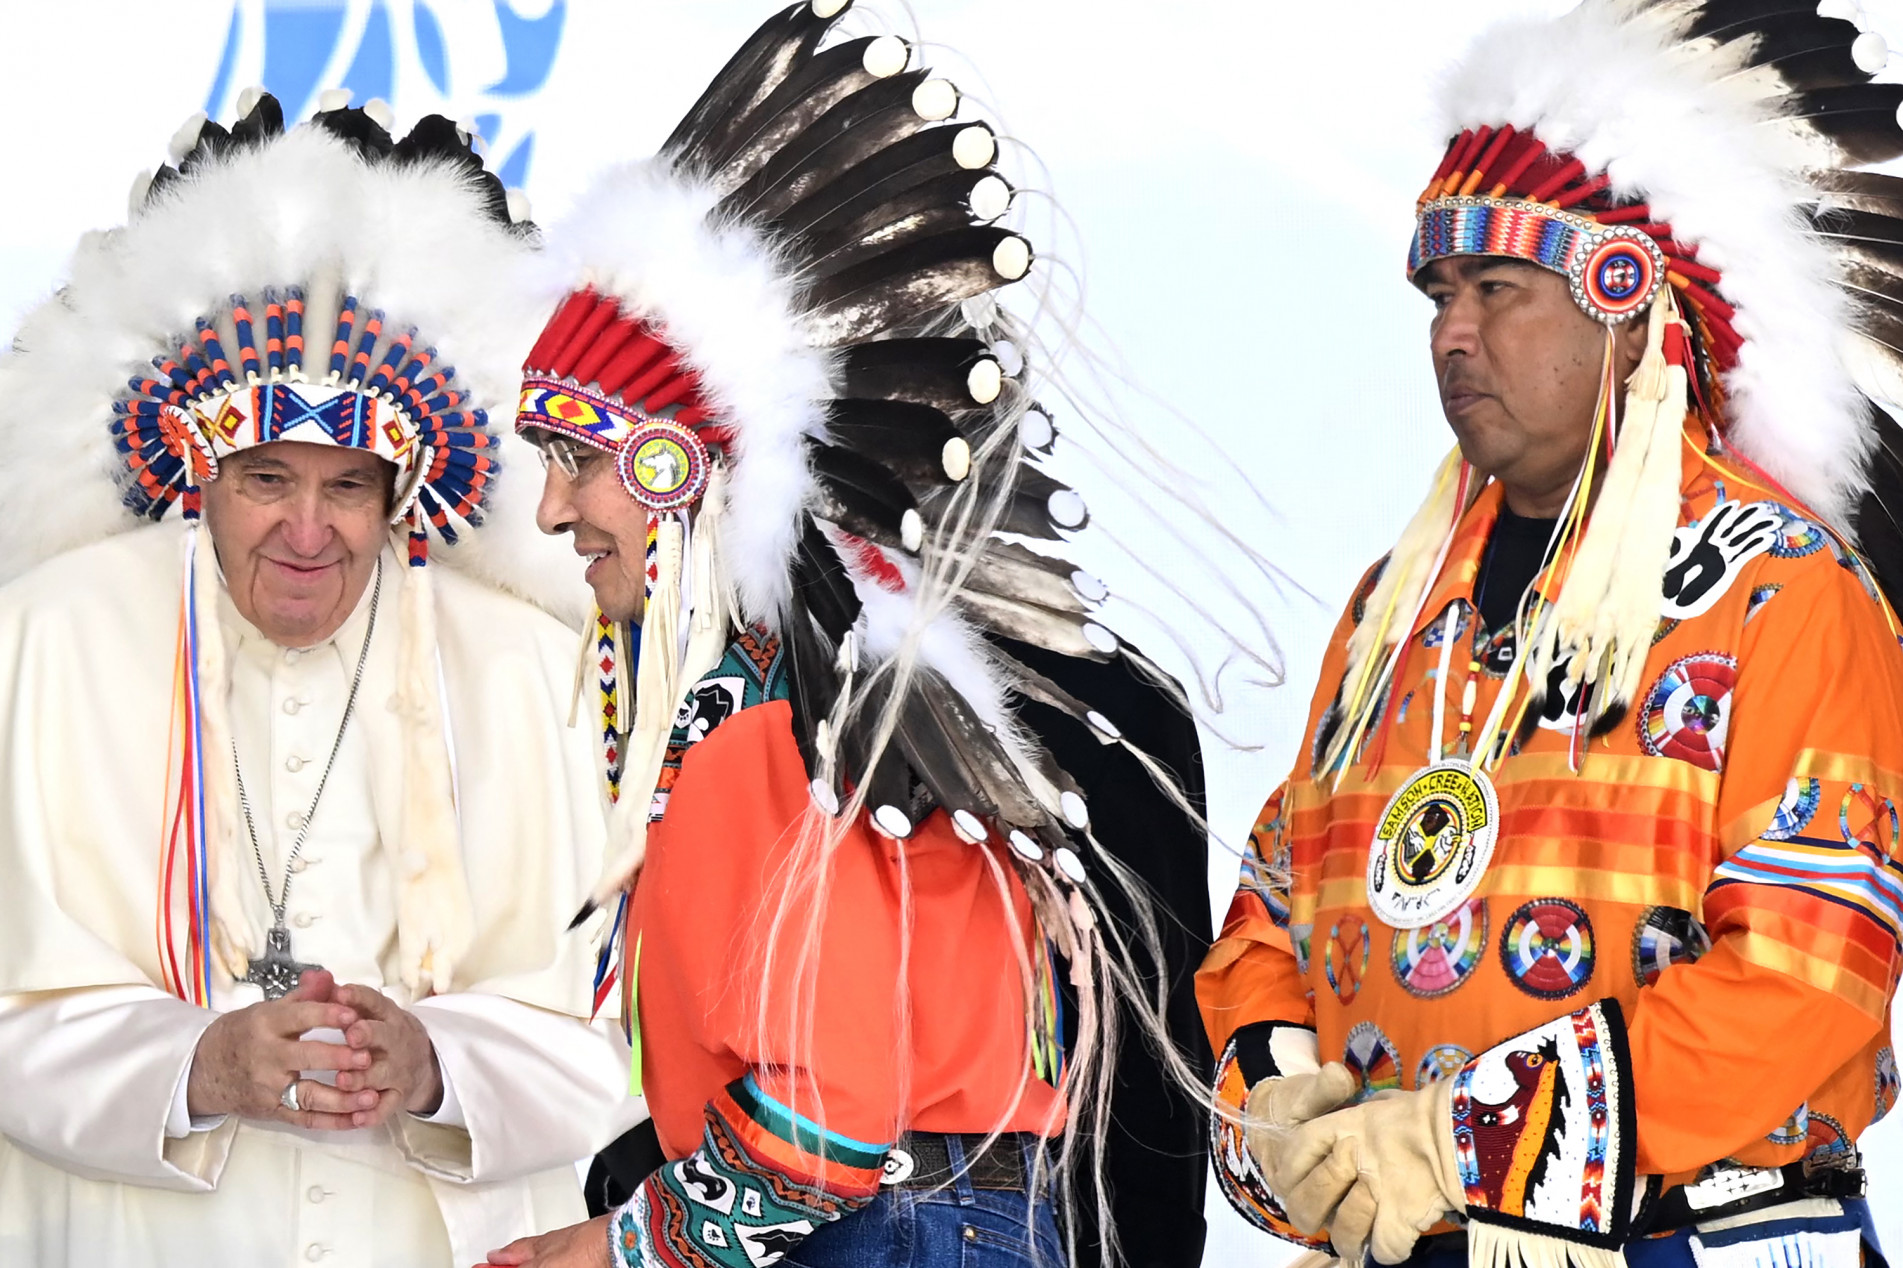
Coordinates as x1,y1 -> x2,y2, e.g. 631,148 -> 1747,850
0,93 -> 638,1266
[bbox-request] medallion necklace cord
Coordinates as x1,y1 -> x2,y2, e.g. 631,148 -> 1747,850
232,559 -> 383,944
1384,331 -> 1617,779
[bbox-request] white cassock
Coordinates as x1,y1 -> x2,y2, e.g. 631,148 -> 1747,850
0,522 -> 641,1267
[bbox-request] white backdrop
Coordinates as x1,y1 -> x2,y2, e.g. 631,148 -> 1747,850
0,1 -> 1896,1261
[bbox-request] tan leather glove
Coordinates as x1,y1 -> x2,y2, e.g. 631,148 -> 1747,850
1242,1061 -> 1360,1180
1270,1077 -> 1465,1265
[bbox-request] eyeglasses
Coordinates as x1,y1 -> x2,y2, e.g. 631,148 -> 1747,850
534,436 -> 596,480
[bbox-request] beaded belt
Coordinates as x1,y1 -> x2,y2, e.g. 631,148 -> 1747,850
879,1132 -> 1043,1191
1634,1153 -> 1867,1235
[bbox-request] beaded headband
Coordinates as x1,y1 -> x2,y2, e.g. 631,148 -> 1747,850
113,287 -> 497,564
1406,125 -> 1739,364
515,288 -> 719,512
1409,197 -> 1667,325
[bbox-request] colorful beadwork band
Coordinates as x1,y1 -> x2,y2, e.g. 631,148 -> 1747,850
518,379 -> 648,450
519,379 -> 713,511
1409,196 -> 1666,324
186,380 -> 418,470
111,289 -> 496,544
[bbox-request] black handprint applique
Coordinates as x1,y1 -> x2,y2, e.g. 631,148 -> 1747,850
1661,500 -> 1779,619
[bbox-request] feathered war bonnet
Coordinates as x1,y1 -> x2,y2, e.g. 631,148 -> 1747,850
0,89 -> 547,1004
1331,0 -> 1903,774
522,1 -> 1149,1066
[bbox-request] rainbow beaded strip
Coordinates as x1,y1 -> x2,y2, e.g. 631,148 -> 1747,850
519,380 -> 711,511
517,380 -> 647,448
1409,197 -> 1666,324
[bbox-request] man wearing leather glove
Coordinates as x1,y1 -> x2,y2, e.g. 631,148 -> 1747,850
1271,1075 -> 1461,1265
1199,4 -> 1903,1267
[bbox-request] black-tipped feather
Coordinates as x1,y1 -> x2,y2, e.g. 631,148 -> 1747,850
823,399 -> 965,486
1853,402 -> 1903,615
784,522 -> 860,787
1763,44 -> 1878,93
145,165 -> 182,203
807,227 -> 1026,345
810,488 -> 915,553
835,671 -> 928,825
177,120 -> 234,173
230,94 -> 286,145
894,678 -> 1047,827
861,750 -> 922,828
1843,262 -> 1903,312
1811,205 -> 1903,252
955,589 -> 1108,660
721,72 -> 939,223
1829,239 -> 1903,284
921,463 -> 1080,541
663,2 -> 837,177
797,173 -> 1000,281
838,338 -> 994,413
706,38 -> 905,193
808,441 -> 922,544
1815,171 -> 1903,218
987,645 -> 1103,732
1015,463 -> 1090,538
1697,12 -> 1869,91
793,519 -> 864,639
1848,322 -> 1903,378
310,106 -> 396,160
925,687 -> 1050,826
894,688 -> 995,822
1782,84 -> 1903,164
782,607 -> 843,784
1684,0 -> 1838,39
1839,270 -> 1903,358
794,170 -> 1003,256
966,540 -> 1093,614
391,114 -> 514,226
769,125 -> 989,238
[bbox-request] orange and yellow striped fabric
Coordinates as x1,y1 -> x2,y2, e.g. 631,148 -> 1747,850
1200,426 -> 1903,1192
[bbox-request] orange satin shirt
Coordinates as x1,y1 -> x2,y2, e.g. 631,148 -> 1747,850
1200,425 -> 1903,1189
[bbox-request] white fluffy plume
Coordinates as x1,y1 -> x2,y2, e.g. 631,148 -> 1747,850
539,159 -> 834,626
0,122 -> 589,626
1435,0 -> 1871,526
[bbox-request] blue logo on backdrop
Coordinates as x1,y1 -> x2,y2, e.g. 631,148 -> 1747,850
204,0 -> 565,189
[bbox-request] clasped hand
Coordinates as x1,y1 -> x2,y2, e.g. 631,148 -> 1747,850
186,969 -> 444,1130
1262,1078 -> 1466,1266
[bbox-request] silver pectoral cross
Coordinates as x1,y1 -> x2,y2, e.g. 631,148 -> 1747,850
241,924 -> 322,1001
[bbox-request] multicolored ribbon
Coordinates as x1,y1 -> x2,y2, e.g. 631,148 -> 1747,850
157,530 -> 212,1006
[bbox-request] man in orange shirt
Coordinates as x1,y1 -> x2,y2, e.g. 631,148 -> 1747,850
1201,4 -> 1903,1268
478,5 -> 1192,1267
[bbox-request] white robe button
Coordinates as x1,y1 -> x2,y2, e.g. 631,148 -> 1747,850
305,1244 -> 328,1262
306,1185 -> 326,1204
293,912 -> 316,929
286,755 -> 307,773
285,649 -> 303,664
286,810 -> 306,829
289,857 -> 308,874
283,698 -> 304,716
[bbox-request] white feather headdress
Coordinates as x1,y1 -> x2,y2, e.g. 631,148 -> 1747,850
0,94 -> 585,623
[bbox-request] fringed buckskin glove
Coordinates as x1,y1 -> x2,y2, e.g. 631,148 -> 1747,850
1270,1078 -> 1463,1266
1242,1061 -> 1360,1178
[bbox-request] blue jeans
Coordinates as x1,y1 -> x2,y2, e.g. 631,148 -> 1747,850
786,1137 -> 1063,1268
